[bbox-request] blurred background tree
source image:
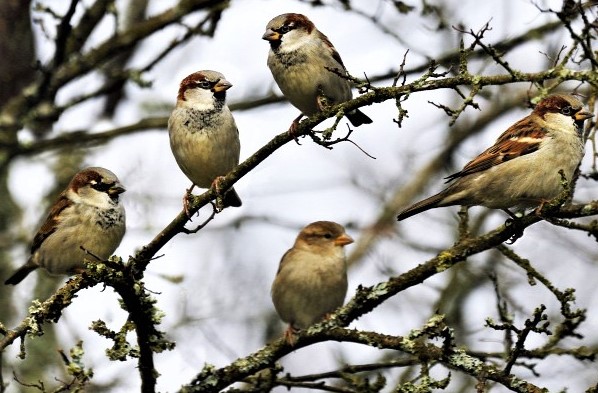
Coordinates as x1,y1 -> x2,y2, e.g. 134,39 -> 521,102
0,0 -> 597,392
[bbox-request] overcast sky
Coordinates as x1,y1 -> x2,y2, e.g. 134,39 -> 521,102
5,0 -> 598,392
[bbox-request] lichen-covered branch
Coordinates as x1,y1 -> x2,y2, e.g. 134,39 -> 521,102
2,3 -> 598,392
181,315 -> 547,393
0,259 -> 174,393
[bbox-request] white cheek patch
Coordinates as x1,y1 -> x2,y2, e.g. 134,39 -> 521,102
545,112 -> 576,132
280,30 -> 313,52
183,89 -> 215,111
69,187 -> 116,209
67,189 -> 83,204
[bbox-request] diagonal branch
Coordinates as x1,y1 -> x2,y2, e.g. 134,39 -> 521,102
181,316 -> 547,393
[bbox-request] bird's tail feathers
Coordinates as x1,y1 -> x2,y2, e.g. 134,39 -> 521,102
4,263 -> 38,285
346,109 -> 372,127
397,193 -> 447,221
222,187 -> 242,208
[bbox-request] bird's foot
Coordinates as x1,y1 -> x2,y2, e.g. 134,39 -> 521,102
284,325 -> 300,346
183,184 -> 196,219
533,199 -> 551,216
211,176 -> 227,211
504,213 -> 525,244
288,114 -> 304,145
71,266 -> 86,275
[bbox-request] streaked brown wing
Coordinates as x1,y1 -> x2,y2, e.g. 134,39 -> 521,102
445,117 -> 544,182
318,31 -> 346,69
276,248 -> 294,275
30,193 -> 72,254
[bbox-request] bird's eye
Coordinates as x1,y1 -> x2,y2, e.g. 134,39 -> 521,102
561,106 -> 572,116
198,81 -> 211,89
280,24 -> 291,33
323,233 -> 332,239
92,181 -> 113,192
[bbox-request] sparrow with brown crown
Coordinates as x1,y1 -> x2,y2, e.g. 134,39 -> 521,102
397,94 -> 594,221
263,13 -> 372,133
169,70 -> 242,211
5,167 -> 126,285
271,221 -> 354,345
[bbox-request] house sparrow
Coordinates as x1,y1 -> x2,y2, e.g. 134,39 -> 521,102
397,94 -> 594,221
168,70 -> 242,209
262,13 -> 372,130
271,221 -> 353,344
5,167 -> 126,285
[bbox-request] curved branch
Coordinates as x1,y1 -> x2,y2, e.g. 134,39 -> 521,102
181,316 -> 546,393
132,67 -> 597,266
0,0 -> 229,133
2,67 -> 596,391
0,268 -> 174,393
4,94 -> 286,162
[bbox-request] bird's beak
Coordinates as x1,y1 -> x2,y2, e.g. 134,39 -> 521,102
212,79 -> 232,93
334,234 -> 354,246
108,184 -> 126,196
262,29 -> 280,42
575,109 -> 594,121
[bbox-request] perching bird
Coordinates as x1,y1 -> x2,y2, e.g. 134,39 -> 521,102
263,13 -> 372,131
271,221 -> 353,344
397,94 -> 593,220
5,167 -> 126,285
168,70 -> 242,209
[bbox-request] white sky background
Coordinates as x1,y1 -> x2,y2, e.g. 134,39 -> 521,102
5,0 -> 598,392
